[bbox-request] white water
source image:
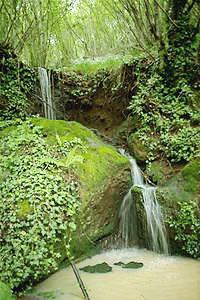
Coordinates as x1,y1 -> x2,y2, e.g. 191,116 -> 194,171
119,150 -> 169,254
38,67 -> 55,120
22,248 -> 200,300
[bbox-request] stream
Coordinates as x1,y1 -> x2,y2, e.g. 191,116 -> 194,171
22,248 -> 200,300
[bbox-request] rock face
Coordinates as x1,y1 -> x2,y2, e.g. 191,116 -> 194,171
0,118 -> 130,290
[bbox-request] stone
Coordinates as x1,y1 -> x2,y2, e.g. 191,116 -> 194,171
114,261 -> 143,269
80,262 -> 112,273
122,261 -> 143,269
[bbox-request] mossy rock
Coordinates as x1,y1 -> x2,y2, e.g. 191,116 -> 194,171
128,133 -> 148,162
181,158 -> 200,181
114,261 -> 143,269
80,262 -> 112,273
146,160 -> 172,185
181,158 -> 200,193
0,282 -> 15,300
131,186 -> 147,247
155,159 -> 200,257
21,118 -> 131,242
0,118 -> 131,289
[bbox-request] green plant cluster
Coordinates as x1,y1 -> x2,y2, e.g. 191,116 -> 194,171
0,121 -> 81,291
129,51 -> 200,163
167,200 -> 200,258
0,54 -> 36,119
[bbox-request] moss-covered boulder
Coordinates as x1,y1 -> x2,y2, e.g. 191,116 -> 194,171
133,158 -> 200,258
0,118 -> 130,291
0,282 -> 15,300
30,118 -> 131,242
157,158 -> 200,257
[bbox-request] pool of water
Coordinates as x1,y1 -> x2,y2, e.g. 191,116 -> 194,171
22,248 -> 200,300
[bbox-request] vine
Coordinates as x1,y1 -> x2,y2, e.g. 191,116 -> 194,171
0,121 -> 81,292
167,200 -> 200,258
0,48 -> 36,119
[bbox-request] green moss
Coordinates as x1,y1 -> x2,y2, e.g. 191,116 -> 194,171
146,161 -> 166,185
0,282 -> 15,300
182,158 -> 200,179
31,118 -> 129,202
31,118 -> 99,145
17,200 -> 31,218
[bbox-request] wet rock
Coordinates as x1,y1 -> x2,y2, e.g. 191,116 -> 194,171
80,262 -> 112,273
113,261 -> 124,266
114,261 -> 143,269
122,261 -> 143,269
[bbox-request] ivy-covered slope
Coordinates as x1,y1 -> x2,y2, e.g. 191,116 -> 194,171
0,118 -> 130,292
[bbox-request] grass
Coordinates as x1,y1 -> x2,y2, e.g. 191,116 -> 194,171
61,53 -> 138,74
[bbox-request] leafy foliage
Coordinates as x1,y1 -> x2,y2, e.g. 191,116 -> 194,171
129,44 -> 200,163
167,201 -> 200,258
0,121 -> 81,291
0,53 -> 36,119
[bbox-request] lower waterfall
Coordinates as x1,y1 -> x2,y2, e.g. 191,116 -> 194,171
119,150 -> 169,254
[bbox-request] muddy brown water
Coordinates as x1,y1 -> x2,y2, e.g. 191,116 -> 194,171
20,248 -> 200,300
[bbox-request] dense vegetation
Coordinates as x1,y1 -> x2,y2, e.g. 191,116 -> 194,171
0,0 -> 200,297
0,120 -> 81,290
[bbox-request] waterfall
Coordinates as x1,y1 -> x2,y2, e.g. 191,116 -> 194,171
119,150 -> 169,254
38,67 -> 55,120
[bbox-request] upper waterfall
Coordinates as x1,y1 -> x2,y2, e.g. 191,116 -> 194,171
38,67 -> 55,120
119,150 -> 169,254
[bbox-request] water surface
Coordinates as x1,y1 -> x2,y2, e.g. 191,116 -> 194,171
30,248 -> 200,300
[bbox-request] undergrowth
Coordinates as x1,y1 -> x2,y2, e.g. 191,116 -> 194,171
129,36 -> 200,163
167,200 -> 200,258
0,49 -> 36,119
0,120 -> 81,292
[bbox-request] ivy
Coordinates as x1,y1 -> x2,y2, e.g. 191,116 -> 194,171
167,201 -> 200,258
0,55 -> 36,119
0,121 -> 81,292
129,54 -> 200,163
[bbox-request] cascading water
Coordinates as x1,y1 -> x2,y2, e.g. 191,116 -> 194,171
38,67 -> 55,120
119,150 -> 169,254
